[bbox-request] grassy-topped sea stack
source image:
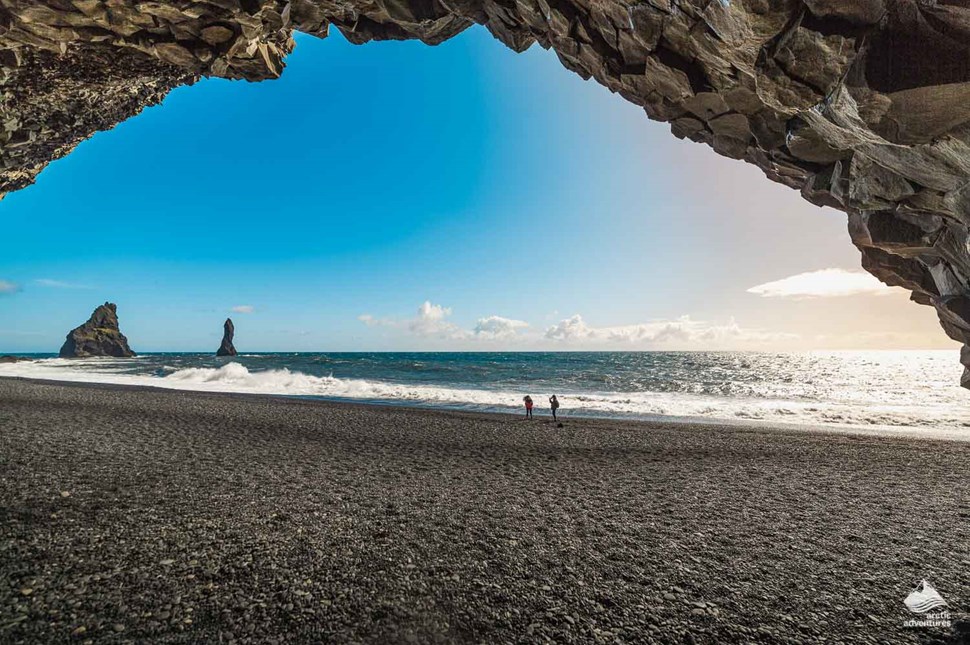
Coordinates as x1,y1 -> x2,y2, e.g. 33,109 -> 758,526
59,302 -> 135,358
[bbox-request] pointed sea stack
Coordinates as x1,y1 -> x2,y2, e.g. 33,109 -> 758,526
59,302 -> 135,358
217,318 -> 237,357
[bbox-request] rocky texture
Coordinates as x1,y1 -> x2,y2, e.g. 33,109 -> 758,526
0,355 -> 29,363
2,378 -> 970,644
1,2 -> 970,383
58,302 -> 135,358
216,317 -> 237,357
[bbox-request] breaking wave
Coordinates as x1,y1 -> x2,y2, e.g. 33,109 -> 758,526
2,352 -> 968,438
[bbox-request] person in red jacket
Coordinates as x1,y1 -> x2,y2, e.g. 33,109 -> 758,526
523,395 -> 534,419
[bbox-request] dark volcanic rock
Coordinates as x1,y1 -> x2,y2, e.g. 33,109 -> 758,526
2,1 -> 970,385
4,378 -> 970,644
217,318 -> 237,357
59,303 -> 135,358
0,355 -> 29,363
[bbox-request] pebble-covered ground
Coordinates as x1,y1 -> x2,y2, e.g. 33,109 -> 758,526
1,378 -> 968,644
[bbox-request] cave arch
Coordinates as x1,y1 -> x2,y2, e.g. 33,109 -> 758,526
1,0 -> 970,385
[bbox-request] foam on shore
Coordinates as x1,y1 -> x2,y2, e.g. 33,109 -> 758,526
2,357 -> 968,439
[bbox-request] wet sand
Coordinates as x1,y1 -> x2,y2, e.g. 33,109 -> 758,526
1,377 -> 968,644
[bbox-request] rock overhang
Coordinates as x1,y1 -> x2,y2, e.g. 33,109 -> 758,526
2,0 -> 970,384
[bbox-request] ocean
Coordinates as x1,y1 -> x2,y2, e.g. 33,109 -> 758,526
2,350 -> 968,436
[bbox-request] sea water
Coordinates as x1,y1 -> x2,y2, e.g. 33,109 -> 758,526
2,351 -> 968,436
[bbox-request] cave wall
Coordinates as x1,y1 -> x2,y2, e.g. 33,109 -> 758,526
2,0 -> 970,384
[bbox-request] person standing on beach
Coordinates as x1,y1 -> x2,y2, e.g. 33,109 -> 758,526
523,395 -> 534,419
549,395 -> 560,421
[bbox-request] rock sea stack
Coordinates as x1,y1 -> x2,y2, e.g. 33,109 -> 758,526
217,318 -> 237,357
3,1 -> 970,386
59,303 -> 136,358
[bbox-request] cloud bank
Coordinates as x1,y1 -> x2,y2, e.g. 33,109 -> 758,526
543,314 -> 794,347
747,269 -> 891,298
360,302 -> 792,349
0,280 -> 19,295
359,301 -> 529,341
231,305 -> 254,314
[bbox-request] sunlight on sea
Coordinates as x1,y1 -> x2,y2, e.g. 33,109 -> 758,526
2,350 -> 968,437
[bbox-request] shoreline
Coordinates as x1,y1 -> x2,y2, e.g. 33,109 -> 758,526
1,373 -> 967,443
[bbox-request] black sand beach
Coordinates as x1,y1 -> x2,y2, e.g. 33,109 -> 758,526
1,378 -> 968,644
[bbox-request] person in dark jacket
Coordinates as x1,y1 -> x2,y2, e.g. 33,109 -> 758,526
549,395 -> 560,421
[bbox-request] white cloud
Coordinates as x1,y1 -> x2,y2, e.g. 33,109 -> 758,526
359,302 -> 529,342
0,280 -> 19,295
231,305 -> 254,314
35,278 -> 93,289
544,314 -> 594,342
358,302 -> 461,338
473,315 -> 530,340
544,314 -> 795,347
747,269 -> 891,299
408,301 -> 463,338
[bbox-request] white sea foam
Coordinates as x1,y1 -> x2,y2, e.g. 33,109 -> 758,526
1,357 -> 968,439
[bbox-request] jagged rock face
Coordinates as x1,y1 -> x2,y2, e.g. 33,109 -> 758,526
59,302 -> 136,358
2,1 -> 970,385
217,318 -> 238,357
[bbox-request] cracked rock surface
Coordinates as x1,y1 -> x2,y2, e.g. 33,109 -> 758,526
58,302 -> 136,359
1,1 -> 969,383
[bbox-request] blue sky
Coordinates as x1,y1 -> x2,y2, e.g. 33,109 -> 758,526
0,27 -> 952,352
